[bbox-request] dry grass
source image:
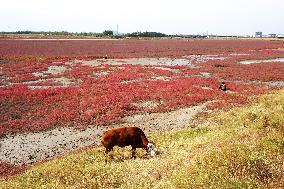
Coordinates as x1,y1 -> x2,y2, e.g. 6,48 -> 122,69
1,90 -> 284,189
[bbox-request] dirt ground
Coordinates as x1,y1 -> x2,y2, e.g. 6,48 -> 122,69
0,103 -> 208,165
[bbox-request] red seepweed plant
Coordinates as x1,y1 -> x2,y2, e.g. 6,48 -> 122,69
1,39 -> 284,177
0,39 -> 283,136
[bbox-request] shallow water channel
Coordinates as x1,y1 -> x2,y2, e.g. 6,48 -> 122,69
239,58 -> 284,64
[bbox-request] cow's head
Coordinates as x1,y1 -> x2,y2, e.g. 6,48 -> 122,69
147,142 -> 157,156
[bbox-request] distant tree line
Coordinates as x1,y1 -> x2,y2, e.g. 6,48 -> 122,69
0,31 -> 103,37
125,31 -> 167,37
0,30 -> 169,38
0,30 -> 212,39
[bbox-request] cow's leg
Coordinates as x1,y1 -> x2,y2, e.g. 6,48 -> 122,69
105,148 -> 112,154
105,148 -> 113,162
131,147 -> 136,158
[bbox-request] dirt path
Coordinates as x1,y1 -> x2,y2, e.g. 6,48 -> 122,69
0,103 -> 207,165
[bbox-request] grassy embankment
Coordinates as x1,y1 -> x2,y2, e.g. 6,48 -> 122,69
1,90 -> 284,189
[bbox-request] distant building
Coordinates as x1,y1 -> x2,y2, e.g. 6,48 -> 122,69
277,34 -> 284,38
268,34 -> 277,38
255,32 -> 262,38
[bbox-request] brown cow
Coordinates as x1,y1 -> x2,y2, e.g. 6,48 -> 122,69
101,127 -> 157,158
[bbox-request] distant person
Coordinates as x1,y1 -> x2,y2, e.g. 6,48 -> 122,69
104,54 -> 108,59
219,82 -> 227,91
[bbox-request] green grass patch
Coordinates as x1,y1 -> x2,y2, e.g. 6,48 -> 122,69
1,90 -> 284,189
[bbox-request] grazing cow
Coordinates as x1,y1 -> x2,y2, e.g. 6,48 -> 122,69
219,82 -> 227,91
101,127 -> 157,158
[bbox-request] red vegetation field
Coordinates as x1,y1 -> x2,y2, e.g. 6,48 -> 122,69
0,162 -> 26,178
1,38 -> 284,177
1,39 -> 284,62
1,39 -> 284,137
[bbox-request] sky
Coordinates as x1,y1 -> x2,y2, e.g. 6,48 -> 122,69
0,0 -> 283,36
